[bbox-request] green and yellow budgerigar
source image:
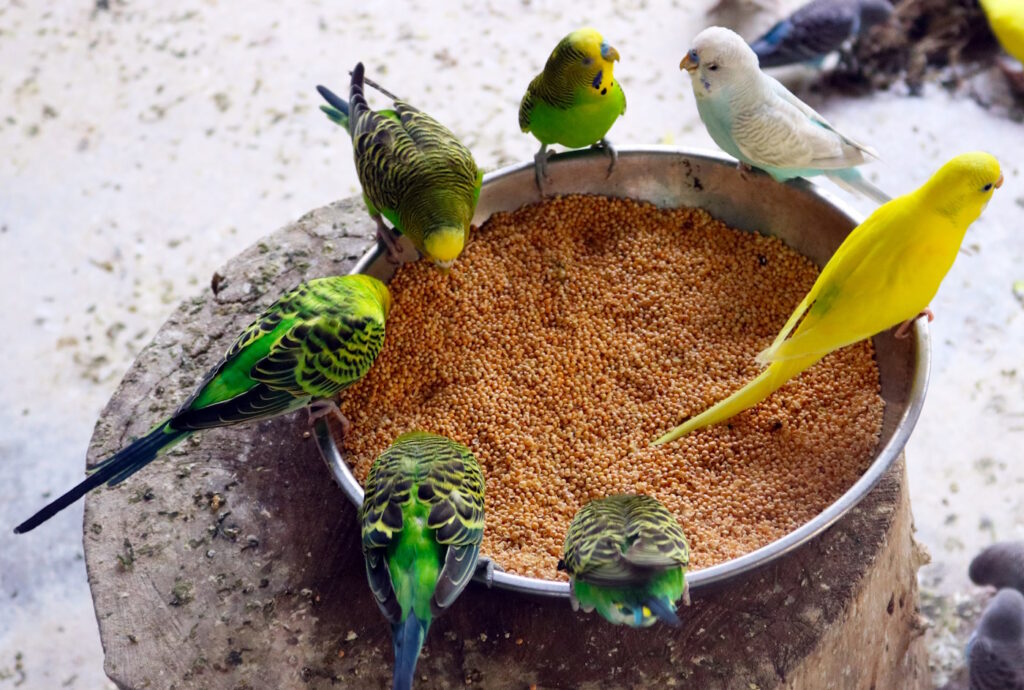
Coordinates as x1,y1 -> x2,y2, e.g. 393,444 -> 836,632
317,63 -> 482,272
654,152 -> 1003,446
360,431 -> 486,690
14,274 -> 391,534
519,27 -> 627,191
559,494 -> 690,627
979,0 -> 1024,93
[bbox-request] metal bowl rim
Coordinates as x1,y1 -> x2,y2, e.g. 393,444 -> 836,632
318,145 -> 930,599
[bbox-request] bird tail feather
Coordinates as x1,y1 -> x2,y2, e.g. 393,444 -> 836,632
391,612 -> 428,690
652,355 -> 820,445
14,422 -> 187,534
826,168 -> 890,205
316,85 -> 351,132
645,596 -> 681,627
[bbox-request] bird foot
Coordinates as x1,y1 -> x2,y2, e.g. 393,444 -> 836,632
894,308 -> 934,339
476,557 -> 505,588
682,580 -> 691,607
591,138 -> 618,178
374,216 -> 408,265
307,399 -> 351,435
534,146 -> 553,195
736,160 -> 755,182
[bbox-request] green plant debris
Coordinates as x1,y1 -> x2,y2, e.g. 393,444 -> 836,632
116,539 -> 135,572
169,579 -> 194,607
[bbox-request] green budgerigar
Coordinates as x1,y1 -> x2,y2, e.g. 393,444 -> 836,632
360,431 -> 486,690
317,63 -> 482,272
519,27 -> 627,191
559,494 -> 690,627
14,274 -> 391,534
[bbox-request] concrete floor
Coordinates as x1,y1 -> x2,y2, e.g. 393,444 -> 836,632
1,1 -> 1021,688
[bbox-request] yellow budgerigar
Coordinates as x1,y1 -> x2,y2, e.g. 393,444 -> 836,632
654,152 -> 1003,446
980,0 -> 1024,92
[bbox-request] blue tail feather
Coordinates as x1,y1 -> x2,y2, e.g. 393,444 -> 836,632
316,85 -> 350,132
391,612 -> 428,690
644,596 -> 681,627
14,423 -> 187,534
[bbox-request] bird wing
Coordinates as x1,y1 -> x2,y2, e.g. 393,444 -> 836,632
351,95 -> 477,235
173,279 -> 385,429
732,78 -> 875,171
762,200 -> 921,362
564,495 -> 688,587
360,433 -> 485,617
423,438 -> 486,613
755,3 -> 859,67
967,635 -> 1024,690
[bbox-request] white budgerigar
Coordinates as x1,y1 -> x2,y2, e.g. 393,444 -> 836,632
680,26 -> 888,204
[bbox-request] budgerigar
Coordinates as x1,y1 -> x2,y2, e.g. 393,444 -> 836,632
979,0 -> 1024,93
15,274 -> 391,534
519,28 -> 627,191
971,542 -> 1024,596
967,589 -> 1024,690
654,152 -> 1002,445
680,26 -> 888,204
360,431 -> 487,690
317,63 -> 482,272
558,494 -> 690,627
750,0 -> 893,68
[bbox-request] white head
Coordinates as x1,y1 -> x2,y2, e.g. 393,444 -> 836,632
680,27 -> 761,99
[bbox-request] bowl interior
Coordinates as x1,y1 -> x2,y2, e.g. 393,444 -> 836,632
330,146 -> 928,598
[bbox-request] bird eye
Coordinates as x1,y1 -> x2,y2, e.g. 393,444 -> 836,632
582,57 -> 593,66
708,63 -> 719,71
982,183 -> 993,192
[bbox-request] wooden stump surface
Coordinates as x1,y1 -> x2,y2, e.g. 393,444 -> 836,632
83,198 -> 929,689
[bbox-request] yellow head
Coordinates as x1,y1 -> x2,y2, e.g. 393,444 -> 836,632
920,152 -> 1003,226
548,28 -> 621,88
422,225 -> 467,273
352,273 -> 392,317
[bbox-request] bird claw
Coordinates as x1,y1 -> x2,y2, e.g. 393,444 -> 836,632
307,399 -> 350,436
592,138 -> 618,178
894,308 -> 934,339
534,146 -> 552,195
682,581 -> 692,607
374,216 -> 407,265
476,557 -> 504,588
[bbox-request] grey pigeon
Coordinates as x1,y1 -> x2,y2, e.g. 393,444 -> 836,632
971,542 -> 1024,596
968,589 -> 1024,690
750,0 -> 893,68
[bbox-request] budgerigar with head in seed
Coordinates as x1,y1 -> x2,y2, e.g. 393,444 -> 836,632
559,494 -> 690,627
317,63 -> 482,272
360,431 -> 486,690
654,152 -> 1002,445
15,274 -> 391,534
750,0 -> 893,69
681,26 -> 888,204
967,589 -> 1024,690
519,27 -> 627,191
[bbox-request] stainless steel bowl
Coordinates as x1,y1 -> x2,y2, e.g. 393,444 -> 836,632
315,145 -> 929,599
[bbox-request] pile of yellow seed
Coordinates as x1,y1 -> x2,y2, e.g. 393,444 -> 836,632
334,194 -> 884,580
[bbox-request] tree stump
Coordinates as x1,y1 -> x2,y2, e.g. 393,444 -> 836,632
83,198 -> 931,690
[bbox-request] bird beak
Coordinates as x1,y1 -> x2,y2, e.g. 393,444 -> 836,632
680,52 -> 698,72
600,42 -> 620,63
995,173 -> 1004,189
433,259 -> 455,276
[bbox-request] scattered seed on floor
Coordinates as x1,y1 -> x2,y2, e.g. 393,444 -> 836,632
333,194 -> 884,580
